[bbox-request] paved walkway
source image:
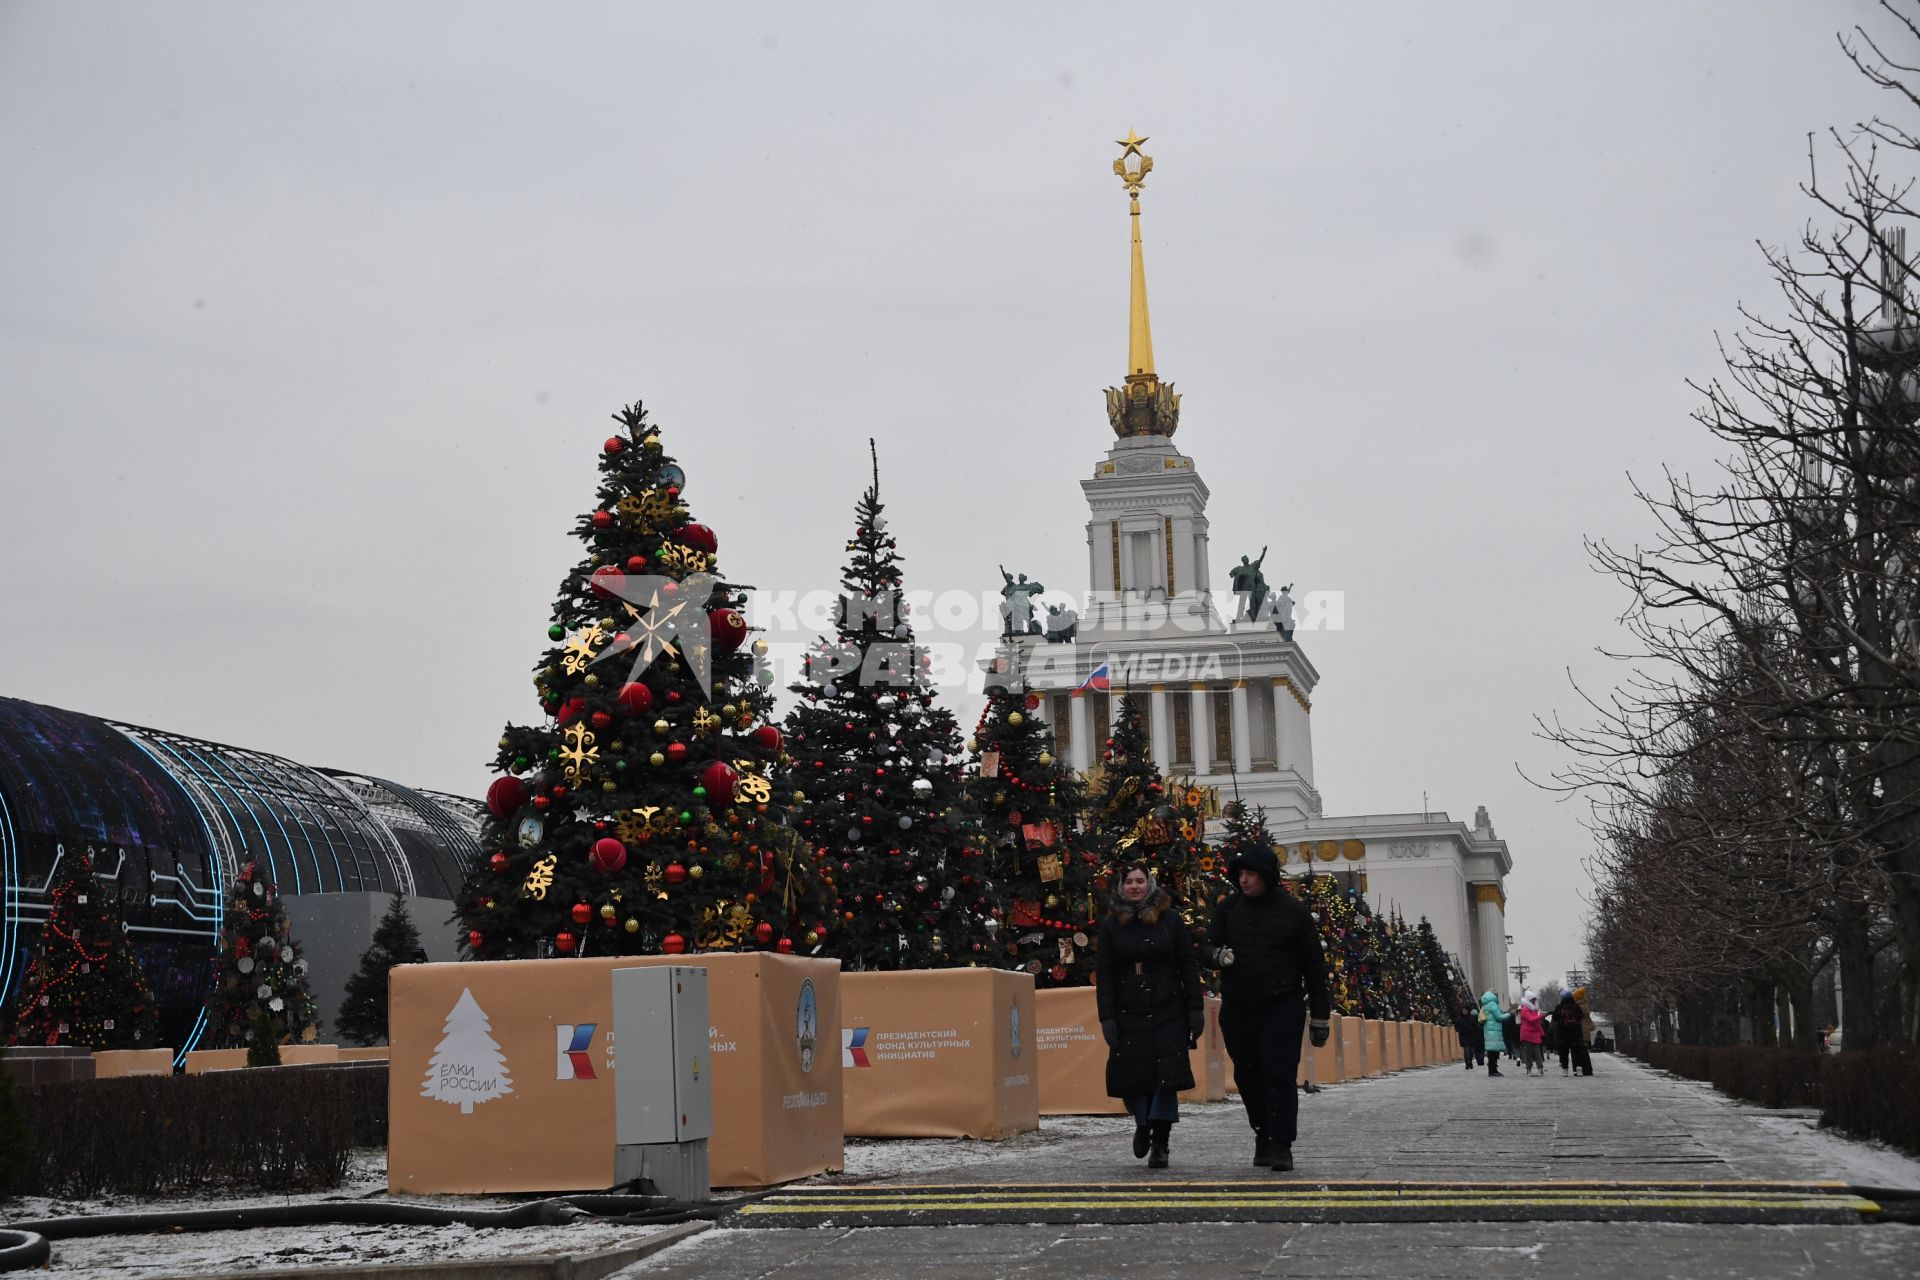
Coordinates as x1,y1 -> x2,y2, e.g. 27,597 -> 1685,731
617,1054 -> 1920,1279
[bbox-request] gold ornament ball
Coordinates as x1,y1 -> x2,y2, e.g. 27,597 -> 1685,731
1008,711 -> 1023,726
643,434 -> 660,447
722,703 -> 738,717
498,737 -> 510,749
804,930 -> 820,946
967,738 -> 978,751
791,789 -> 806,803
583,674 -> 599,688
1045,894 -> 1060,908
752,639 -> 768,656
650,751 -> 666,766
653,718 -> 670,734
600,904 -> 616,920
689,864 -> 705,879
602,780 -> 617,793
624,917 -> 640,933
611,740 -> 625,751
1038,751 -> 1054,766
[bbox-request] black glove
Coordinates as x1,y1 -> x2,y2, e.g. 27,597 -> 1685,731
1101,1019 -> 1118,1048
1309,1018 -> 1331,1048
1188,1009 -> 1205,1045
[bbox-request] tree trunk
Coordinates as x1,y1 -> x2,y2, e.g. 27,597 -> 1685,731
1835,900 -> 1878,1049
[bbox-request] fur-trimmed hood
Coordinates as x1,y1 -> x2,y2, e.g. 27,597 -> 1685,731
1108,884 -> 1175,926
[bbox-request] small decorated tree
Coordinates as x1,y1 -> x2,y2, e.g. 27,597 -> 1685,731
336,893 -> 430,1045
204,861 -> 320,1051
784,445 -> 987,969
969,651 -> 1093,986
459,402 -> 835,959
5,845 -> 157,1050
1082,695 -> 1226,932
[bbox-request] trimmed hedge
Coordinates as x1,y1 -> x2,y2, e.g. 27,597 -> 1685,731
1622,1040 -> 1920,1154
14,1063 -> 386,1198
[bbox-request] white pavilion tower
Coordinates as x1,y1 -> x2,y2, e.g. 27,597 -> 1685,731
1006,132 -> 1514,999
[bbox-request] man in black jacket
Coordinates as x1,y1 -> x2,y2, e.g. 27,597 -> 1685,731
1205,841 -> 1331,1173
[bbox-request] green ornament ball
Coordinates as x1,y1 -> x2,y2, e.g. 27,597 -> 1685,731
692,785 -> 707,798
548,623 -> 565,641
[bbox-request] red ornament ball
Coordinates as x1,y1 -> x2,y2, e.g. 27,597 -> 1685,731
750,725 -> 783,753
590,710 -> 614,731
617,682 -> 654,717
604,436 -> 625,455
468,930 -> 484,949
485,775 -> 528,819
753,921 -> 775,945
664,862 -> 688,885
673,523 -> 718,554
591,510 -> 614,530
626,554 -> 648,572
489,852 -> 509,873
555,931 -> 577,953
708,608 -> 748,651
1025,692 -> 1042,710
532,795 -> 552,812
589,565 -> 627,601
571,902 -> 593,925
700,760 -> 739,802
557,697 -> 586,725
665,741 -> 689,764
591,838 -> 628,874
662,933 -> 687,954
776,937 -> 795,954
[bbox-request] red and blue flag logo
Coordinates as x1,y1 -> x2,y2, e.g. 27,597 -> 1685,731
841,1026 -> 871,1068
556,1023 -> 597,1080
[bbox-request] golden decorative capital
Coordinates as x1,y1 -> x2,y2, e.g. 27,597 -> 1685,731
1113,129 -> 1153,197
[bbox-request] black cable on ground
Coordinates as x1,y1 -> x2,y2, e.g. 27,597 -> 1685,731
0,1229 -> 50,1274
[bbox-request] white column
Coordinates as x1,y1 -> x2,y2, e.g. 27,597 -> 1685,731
1272,680 -> 1295,775
1070,694 -> 1093,773
1473,887 -> 1508,1001
1230,681 -> 1253,774
1149,686 -> 1171,770
1190,684 -> 1211,775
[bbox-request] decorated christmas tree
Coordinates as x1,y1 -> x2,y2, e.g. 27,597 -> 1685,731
336,893 -> 430,1045
204,860 -> 319,1050
459,402 -> 834,959
1082,694 -> 1226,932
969,650 -> 1093,986
5,845 -> 157,1050
783,446 -> 988,969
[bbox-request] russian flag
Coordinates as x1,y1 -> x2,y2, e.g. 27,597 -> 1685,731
1076,661 -> 1110,694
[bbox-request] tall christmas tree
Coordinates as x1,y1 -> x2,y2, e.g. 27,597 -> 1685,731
1082,693 -> 1225,932
336,893 -> 429,1046
459,402 -> 834,959
204,860 -> 319,1049
6,846 -> 156,1049
783,445 -> 987,969
969,651 -> 1093,986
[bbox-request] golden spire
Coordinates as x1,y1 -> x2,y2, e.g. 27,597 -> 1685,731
1105,130 -> 1181,439
1115,130 -> 1156,383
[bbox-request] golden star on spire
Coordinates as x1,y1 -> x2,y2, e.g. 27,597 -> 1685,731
1116,129 -> 1149,158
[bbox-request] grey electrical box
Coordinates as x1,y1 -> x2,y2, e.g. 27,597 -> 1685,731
612,965 -> 712,1201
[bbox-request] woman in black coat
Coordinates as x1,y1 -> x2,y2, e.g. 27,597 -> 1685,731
1096,864 -> 1204,1169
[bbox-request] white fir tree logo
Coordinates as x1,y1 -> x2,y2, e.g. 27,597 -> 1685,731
422,988 -> 514,1115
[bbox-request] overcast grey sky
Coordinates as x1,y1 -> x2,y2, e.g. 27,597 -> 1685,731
0,2 -> 1901,984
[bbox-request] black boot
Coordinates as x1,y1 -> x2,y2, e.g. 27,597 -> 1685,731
1253,1133 -> 1272,1167
1270,1143 -> 1294,1172
1132,1123 -> 1151,1159
1147,1120 -> 1170,1170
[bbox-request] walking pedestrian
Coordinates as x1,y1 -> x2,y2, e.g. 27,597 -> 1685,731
1516,990 -> 1546,1076
1569,988 -> 1596,1076
1097,865 -> 1203,1170
1550,992 -> 1584,1075
1452,1006 -> 1482,1070
1479,990 -> 1514,1076
1204,840 -> 1332,1173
